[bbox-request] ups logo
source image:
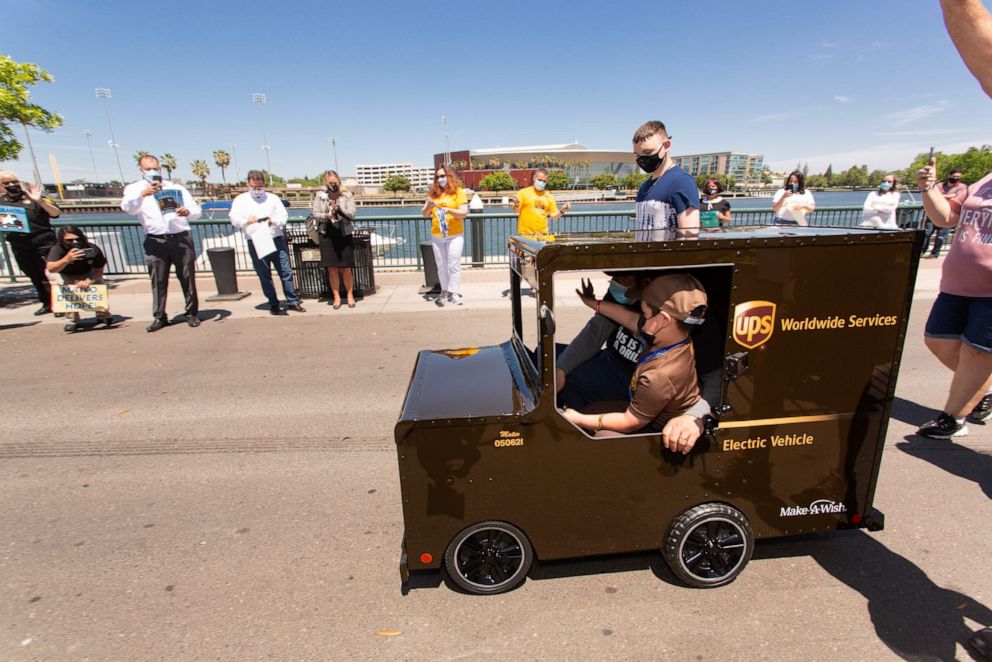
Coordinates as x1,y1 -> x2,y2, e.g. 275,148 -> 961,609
733,301 -> 776,349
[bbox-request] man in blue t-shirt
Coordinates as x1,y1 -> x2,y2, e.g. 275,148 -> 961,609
632,120 -> 700,237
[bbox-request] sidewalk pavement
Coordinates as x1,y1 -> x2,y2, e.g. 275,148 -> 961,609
0,258 -> 946,327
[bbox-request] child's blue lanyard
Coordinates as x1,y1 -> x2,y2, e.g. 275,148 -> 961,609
629,337 -> 691,398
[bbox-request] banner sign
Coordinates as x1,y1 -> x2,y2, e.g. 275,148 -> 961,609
0,205 -> 30,233
52,284 -> 110,313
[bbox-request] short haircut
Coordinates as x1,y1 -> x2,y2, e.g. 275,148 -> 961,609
949,168 -> 963,176
138,155 -> 159,168
0,169 -> 18,181
246,170 -> 265,182
534,168 -> 549,177
632,120 -> 668,144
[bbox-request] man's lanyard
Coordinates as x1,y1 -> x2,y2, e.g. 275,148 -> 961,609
629,337 -> 691,397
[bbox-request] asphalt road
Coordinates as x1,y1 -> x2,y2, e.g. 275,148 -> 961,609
1,300 -> 990,660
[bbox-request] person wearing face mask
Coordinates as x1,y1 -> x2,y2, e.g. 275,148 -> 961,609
922,169 -> 967,258
631,121 -> 701,237
510,168 -> 571,235
0,169 -> 62,315
46,226 -> 112,333
860,174 -> 901,229
699,178 -> 732,227
421,165 -> 469,306
313,170 -> 357,309
771,171 -> 816,226
120,155 -> 202,332
230,170 -> 304,315
562,274 -> 706,436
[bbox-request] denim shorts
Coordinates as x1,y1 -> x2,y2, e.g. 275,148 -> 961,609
924,292 -> 992,353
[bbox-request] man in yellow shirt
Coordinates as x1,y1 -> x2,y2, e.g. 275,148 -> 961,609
511,168 -> 571,235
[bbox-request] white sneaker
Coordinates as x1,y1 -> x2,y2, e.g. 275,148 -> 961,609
450,293 -> 463,305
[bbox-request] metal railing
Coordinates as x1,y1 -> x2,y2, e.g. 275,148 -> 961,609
0,205 -> 925,281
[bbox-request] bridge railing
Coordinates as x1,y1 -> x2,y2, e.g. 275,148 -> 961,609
0,205 -> 926,280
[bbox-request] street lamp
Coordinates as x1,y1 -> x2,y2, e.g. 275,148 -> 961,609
83,129 -> 100,182
328,137 -> 339,173
95,88 -> 125,183
251,92 -> 273,185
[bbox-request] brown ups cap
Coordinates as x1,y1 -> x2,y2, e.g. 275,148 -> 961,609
641,273 -> 707,325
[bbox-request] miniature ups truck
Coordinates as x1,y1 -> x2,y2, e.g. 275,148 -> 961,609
395,226 -> 921,594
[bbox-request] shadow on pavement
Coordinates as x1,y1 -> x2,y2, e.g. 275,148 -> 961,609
0,284 -> 42,309
759,530 -> 992,660
0,320 -> 40,331
897,439 -> 992,500
168,309 -> 232,324
891,396 -> 944,427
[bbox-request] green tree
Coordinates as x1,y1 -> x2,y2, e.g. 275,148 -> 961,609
621,171 -> 649,190
190,159 -> 210,190
906,145 -> 992,185
806,174 -> 828,188
760,169 -> 773,185
546,171 -> 570,190
160,153 -> 177,180
479,171 -> 516,191
0,55 -> 63,161
589,173 -> 618,190
133,150 -> 151,165
867,169 -> 889,187
694,173 -> 736,191
212,149 -> 231,184
824,164 -> 833,185
383,174 -> 411,193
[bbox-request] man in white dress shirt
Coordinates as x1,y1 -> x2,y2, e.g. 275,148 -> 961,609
120,155 -> 202,332
229,170 -> 305,315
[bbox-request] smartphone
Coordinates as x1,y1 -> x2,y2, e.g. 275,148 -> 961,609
81,246 -> 98,259
151,174 -> 162,183
927,146 -> 935,163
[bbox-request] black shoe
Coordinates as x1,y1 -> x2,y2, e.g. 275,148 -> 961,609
64,323 -> 81,333
186,314 -> 201,327
146,317 -> 169,333
288,303 -> 306,313
270,305 -> 283,316
34,304 -> 52,316
916,412 -> 968,439
100,316 -> 114,327
967,394 -> 992,423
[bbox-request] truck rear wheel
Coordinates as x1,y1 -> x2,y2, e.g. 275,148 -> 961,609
444,521 -> 533,595
663,503 -> 753,588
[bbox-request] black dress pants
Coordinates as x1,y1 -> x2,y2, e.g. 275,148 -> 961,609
8,231 -> 55,305
143,232 -> 198,319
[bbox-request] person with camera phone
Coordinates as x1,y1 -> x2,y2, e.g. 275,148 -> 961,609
0,169 -> 62,315
46,225 -> 112,333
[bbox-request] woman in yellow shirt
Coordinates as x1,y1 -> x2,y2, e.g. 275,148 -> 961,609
421,165 -> 469,306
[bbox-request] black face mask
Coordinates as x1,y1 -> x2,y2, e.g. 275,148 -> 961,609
948,176 -> 961,183
706,188 -> 718,195
327,183 -> 340,193
4,184 -> 24,198
635,146 -> 666,174
637,313 -> 656,346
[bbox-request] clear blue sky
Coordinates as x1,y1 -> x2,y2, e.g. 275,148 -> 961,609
3,0 -> 992,183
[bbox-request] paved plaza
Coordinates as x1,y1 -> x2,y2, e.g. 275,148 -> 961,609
0,259 -> 989,660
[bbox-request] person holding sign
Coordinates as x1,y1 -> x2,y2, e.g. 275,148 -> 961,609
421,165 -> 468,306
699,178 -> 731,227
510,169 -> 571,236
120,155 -> 201,332
46,225 -> 112,333
771,171 -> 816,226
230,170 -> 305,315
0,169 -> 62,315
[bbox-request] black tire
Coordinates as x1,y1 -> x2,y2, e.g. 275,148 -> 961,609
444,521 -> 533,595
663,503 -> 753,588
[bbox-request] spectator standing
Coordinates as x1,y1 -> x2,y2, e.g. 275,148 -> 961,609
511,168 -> 571,235
771,171 -> 815,226
230,170 -> 305,315
861,174 -> 901,229
632,121 -> 700,235
421,165 -> 468,306
922,168 -> 967,258
699,178 -> 732,227
45,225 -> 112,333
120,155 -> 201,332
0,169 -> 60,315
313,170 -> 358,309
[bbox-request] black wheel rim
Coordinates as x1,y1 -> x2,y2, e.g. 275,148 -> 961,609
454,527 -> 525,589
679,517 -> 747,582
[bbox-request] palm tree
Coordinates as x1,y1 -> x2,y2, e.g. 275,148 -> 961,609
212,149 -> 231,185
160,153 -> 177,180
133,150 -> 151,165
191,159 -> 210,193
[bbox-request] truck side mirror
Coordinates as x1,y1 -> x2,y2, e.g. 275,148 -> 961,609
540,304 -> 555,336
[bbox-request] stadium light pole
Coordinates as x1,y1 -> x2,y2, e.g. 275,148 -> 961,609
95,88 -> 125,183
328,137 -> 339,174
251,93 -> 273,185
83,130 -> 101,182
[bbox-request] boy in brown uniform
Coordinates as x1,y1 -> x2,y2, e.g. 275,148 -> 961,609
563,273 -> 707,436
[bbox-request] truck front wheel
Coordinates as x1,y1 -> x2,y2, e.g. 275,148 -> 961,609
444,521 -> 533,595
663,503 -> 753,588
